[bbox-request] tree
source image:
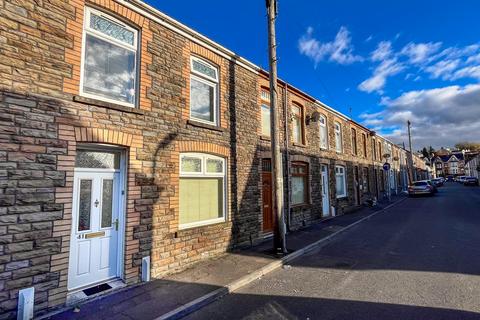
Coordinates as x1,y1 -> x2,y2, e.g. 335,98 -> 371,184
454,142 -> 480,151
421,147 -> 429,159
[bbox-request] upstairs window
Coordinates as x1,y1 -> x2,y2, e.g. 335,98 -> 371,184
81,7 -> 138,107
334,122 -> 342,153
319,115 -> 328,149
362,133 -> 367,158
351,128 -> 357,155
260,89 -> 271,137
292,104 -> 304,145
190,57 -> 219,125
372,138 -> 377,160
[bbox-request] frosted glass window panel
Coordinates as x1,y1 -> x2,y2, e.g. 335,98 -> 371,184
83,34 -> 136,105
90,13 -> 134,46
179,178 -> 223,225
78,180 -> 92,231
76,150 -> 120,169
181,156 -> 202,173
190,77 -> 215,123
192,59 -> 217,80
291,176 -> 305,205
261,104 -> 271,137
101,179 -> 113,228
206,159 -> 223,173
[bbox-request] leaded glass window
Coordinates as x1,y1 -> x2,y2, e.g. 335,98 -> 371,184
82,8 -> 138,107
190,57 -> 219,125
75,150 -> 120,169
90,13 -> 135,45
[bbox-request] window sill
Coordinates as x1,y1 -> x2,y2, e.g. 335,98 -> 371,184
178,218 -> 227,231
291,203 -> 311,209
187,120 -> 226,132
260,135 -> 271,141
336,196 -> 348,200
292,142 -> 307,148
73,96 -> 145,115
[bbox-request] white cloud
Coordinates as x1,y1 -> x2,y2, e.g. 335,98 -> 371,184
361,84 -> 480,148
371,41 -> 393,61
451,65 -> 480,80
298,26 -> 363,66
400,42 -> 442,64
358,41 -> 404,93
425,59 -> 460,80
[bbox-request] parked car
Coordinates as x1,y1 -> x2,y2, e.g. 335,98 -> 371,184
446,176 -> 454,182
408,181 -> 435,196
431,178 -> 444,187
464,177 -> 479,186
427,180 -> 439,193
456,176 -> 467,183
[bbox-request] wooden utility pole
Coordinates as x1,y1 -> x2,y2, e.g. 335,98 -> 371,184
266,0 -> 287,254
407,120 -> 415,184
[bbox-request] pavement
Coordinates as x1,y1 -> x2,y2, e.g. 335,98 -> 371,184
45,192 -> 405,320
183,183 -> 480,320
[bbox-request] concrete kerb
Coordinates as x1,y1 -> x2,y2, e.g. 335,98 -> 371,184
155,197 -> 407,320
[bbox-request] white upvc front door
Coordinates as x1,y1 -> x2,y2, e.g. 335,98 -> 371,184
68,170 -> 121,290
321,165 -> 330,217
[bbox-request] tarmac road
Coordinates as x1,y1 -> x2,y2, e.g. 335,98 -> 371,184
184,183 -> 480,320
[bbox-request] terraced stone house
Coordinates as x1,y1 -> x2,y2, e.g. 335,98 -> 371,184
0,0 -> 428,317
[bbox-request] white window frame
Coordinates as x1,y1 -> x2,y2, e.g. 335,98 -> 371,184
261,103 -> 271,137
334,122 -> 343,153
260,89 -> 271,137
319,114 -> 328,150
190,57 -> 219,126
335,165 -> 347,198
79,7 -> 139,108
179,152 -> 226,229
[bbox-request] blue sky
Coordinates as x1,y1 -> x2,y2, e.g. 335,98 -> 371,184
147,0 -> 480,149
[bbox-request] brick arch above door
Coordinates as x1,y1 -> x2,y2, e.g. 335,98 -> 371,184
74,127 -> 143,147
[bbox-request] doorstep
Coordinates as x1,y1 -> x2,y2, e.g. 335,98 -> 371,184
65,279 -> 127,307
44,196 -> 406,320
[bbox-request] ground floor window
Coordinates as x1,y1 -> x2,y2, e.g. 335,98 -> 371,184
179,153 -> 226,228
291,162 -> 309,205
335,165 -> 347,198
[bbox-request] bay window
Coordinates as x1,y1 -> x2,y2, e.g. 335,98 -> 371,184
291,162 -> 309,205
335,165 -> 347,198
179,153 -> 226,228
81,7 -> 138,107
190,57 -> 219,125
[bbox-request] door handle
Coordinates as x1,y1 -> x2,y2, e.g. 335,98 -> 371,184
113,218 -> 119,231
